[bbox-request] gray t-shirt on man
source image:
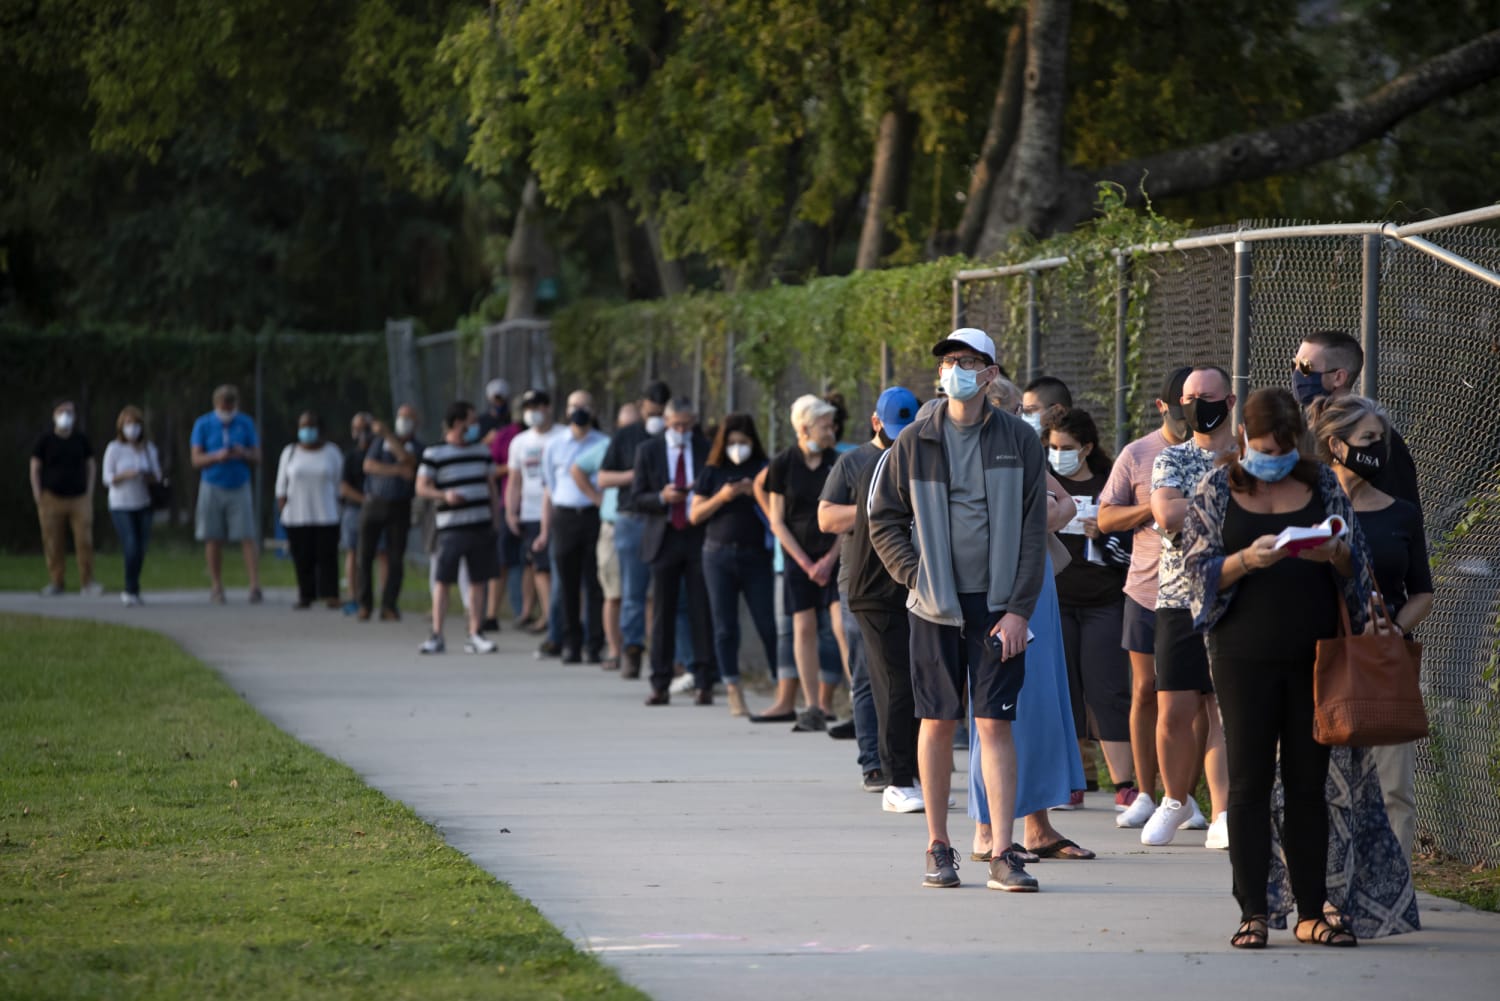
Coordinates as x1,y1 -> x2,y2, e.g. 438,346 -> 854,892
943,416 -> 990,594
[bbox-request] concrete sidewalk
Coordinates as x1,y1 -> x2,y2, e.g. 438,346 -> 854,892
5,589 -> 1497,1001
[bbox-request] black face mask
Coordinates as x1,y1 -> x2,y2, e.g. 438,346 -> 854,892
568,408 -> 592,428
1341,439 -> 1385,480
1182,398 -> 1229,434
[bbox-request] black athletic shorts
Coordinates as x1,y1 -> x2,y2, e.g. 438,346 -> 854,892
434,527 -> 500,585
783,553 -> 839,614
1121,595 -> 1156,655
908,592 -> 1027,721
1153,606 -> 1213,693
519,520 -> 551,573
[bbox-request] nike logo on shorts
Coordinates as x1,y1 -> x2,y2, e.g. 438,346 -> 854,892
1002,703 -> 1015,711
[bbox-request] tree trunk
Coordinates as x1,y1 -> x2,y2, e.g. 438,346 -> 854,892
607,199 -> 659,300
956,18 -> 1027,257
855,105 -> 916,270
976,0 -> 1073,255
503,175 -> 544,321
643,212 -> 688,297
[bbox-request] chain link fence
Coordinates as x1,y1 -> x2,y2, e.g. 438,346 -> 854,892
955,209 -> 1500,865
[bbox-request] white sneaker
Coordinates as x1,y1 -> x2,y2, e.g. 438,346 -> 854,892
1205,811 -> 1230,850
419,634 -> 446,655
882,785 -> 926,814
1180,799 -> 1209,830
1141,797 -> 1194,846
464,633 -> 497,654
669,672 -> 697,695
81,581 -> 105,596
40,583 -> 64,597
1116,791 -> 1156,828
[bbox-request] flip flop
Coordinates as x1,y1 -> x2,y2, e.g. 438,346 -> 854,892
973,843 -> 1038,864
1030,838 -> 1096,860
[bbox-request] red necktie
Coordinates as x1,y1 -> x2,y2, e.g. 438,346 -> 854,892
671,446 -> 688,530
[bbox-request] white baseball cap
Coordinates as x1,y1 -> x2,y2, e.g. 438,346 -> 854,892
931,327 -> 996,366
485,378 -> 511,401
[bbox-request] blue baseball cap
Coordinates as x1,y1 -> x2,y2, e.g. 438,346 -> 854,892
876,386 -> 920,436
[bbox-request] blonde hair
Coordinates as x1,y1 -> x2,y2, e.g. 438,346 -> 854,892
789,394 -> 837,435
986,376 -> 1022,414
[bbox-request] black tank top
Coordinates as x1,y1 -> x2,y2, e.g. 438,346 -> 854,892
1209,491 -> 1339,663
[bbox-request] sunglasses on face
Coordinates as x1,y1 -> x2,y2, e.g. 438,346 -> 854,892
1293,358 -> 1340,377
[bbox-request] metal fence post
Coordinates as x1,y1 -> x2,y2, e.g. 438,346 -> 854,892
1114,252 -> 1131,454
1361,234 -> 1380,400
951,278 -> 964,330
725,329 -> 738,412
1231,241 -> 1252,428
1026,270 -> 1041,382
692,335 -> 704,411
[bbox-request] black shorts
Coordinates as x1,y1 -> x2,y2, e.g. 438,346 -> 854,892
1153,606 -> 1213,693
497,520 -> 523,568
908,592 -> 1026,721
1121,595 -> 1156,654
519,520 -> 551,573
783,553 -> 839,614
434,527 -> 501,585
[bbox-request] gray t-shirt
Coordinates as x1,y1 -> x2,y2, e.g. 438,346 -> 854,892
819,442 -> 882,595
943,416 -> 990,593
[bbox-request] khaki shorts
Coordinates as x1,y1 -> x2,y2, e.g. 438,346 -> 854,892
596,521 -> 622,600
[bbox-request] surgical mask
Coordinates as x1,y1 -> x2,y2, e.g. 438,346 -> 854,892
463,423 -> 481,443
394,416 -> 415,437
1022,411 -> 1044,435
726,443 -> 751,465
297,426 -> 319,445
54,411 -> 75,433
1340,439 -> 1385,480
939,365 -> 982,402
123,422 -> 142,442
1049,447 -> 1082,476
803,437 -> 823,455
1292,369 -> 1327,407
665,428 -> 688,449
1241,445 -> 1299,483
644,415 -> 666,435
1183,397 -> 1229,434
523,409 -> 545,429
568,408 -> 592,428
216,408 -> 236,424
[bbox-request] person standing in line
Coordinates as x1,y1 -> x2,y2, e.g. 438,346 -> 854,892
102,405 -> 162,605
477,378 -> 512,440
416,401 -> 500,655
868,327 -> 1048,892
486,381 -> 525,632
691,412 -> 778,717
274,411 -> 344,610
1145,365 -> 1235,847
598,380 -> 673,678
190,384 -> 263,604
1043,407 -> 1136,806
506,390 -> 568,647
1310,394 -> 1433,860
572,402 -> 641,672
31,399 -> 101,596
358,404 -> 421,621
339,412 -> 376,614
632,398 -> 717,706
539,389 -> 610,663
819,387 -> 922,801
1098,365 -> 1194,827
1019,376 -> 1073,437
762,394 -> 848,732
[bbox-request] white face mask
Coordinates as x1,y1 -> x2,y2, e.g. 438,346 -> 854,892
524,409 -> 545,429
123,422 -> 142,442
665,428 -> 689,449
726,443 -> 751,465
394,416 -> 415,437
216,408 -> 237,424
644,415 -> 666,436
1049,447 -> 1082,476
54,411 -> 75,433
1022,412 -> 1044,435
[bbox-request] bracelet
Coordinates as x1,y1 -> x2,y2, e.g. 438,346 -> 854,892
1237,551 -> 1252,575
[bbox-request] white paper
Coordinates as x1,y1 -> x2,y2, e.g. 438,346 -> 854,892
1060,495 -> 1097,536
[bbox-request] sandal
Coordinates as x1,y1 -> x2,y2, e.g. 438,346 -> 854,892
1295,917 -> 1357,948
1030,837 -> 1096,860
1231,915 -> 1268,950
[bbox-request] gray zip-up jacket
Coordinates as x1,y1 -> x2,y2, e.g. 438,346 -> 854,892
867,399 -> 1047,626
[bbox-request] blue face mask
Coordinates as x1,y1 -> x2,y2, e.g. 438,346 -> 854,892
1241,445 -> 1299,483
1291,369 -> 1327,407
940,365 -> 982,402
297,426 -> 318,445
463,422 -> 481,444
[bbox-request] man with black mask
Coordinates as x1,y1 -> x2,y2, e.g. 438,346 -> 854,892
1293,330 -> 1421,510
539,389 -> 610,663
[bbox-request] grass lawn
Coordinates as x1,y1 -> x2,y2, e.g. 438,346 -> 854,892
0,613 -> 647,1000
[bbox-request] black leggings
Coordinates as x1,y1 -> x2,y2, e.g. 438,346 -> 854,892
286,523 -> 339,606
1210,648 -> 1331,922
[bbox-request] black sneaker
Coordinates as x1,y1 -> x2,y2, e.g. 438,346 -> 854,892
827,719 -> 857,740
791,708 -> 827,732
924,840 -> 961,888
862,769 -> 887,793
987,850 -> 1039,892
481,617 -> 501,633
535,641 -> 561,660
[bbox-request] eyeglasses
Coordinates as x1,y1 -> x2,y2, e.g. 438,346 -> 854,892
939,355 -> 990,372
1293,358 -> 1341,377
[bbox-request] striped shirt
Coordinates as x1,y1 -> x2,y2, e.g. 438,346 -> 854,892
418,441 -> 494,532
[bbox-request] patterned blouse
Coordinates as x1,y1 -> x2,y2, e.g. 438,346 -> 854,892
1149,442 -> 1219,610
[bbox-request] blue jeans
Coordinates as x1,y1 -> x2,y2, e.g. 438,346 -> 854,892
614,514 -> 649,649
775,581 -> 843,684
702,545 -> 777,685
842,593 -> 880,773
110,506 -> 152,596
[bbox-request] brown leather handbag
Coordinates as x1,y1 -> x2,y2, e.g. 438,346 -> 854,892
1313,591 -> 1428,746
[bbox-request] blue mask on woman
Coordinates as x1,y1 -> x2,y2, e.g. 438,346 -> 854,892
297,427 -> 319,445
1241,445 -> 1299,483
463,423 -> 481,443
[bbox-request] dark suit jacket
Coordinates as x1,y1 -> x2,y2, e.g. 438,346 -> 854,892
632,431 -> 710,564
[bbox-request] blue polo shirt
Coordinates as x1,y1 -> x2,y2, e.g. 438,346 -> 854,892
191,411 -> 259,489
